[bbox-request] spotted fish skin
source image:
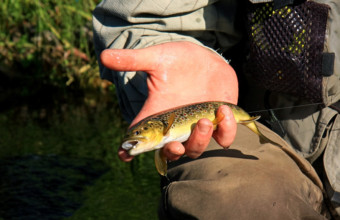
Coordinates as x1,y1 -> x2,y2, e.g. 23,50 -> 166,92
155,102 -> 223,130
158,102 -> 248,128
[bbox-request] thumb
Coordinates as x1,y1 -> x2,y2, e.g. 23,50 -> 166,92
100,47 -> 156,72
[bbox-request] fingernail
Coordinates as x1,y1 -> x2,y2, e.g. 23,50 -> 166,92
198,123 -> 211,134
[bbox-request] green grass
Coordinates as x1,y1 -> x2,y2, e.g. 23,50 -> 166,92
0,0 -> 101,90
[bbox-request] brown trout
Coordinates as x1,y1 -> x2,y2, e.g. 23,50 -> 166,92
121,101 -> 263,176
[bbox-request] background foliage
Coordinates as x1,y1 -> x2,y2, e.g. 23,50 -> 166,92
1,0 -> 100,89
0,0 -> 159,219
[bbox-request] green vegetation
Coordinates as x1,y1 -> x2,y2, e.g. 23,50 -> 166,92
0,0 -> 99,89
0,0 -> 160,219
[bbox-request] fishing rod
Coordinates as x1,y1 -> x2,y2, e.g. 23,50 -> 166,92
247,102 -> 324,114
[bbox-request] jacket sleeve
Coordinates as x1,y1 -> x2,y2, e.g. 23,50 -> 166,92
92,0 -> 241,122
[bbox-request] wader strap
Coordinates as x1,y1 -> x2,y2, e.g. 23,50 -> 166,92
322,53 -> 335,77
273,0 -> 295,9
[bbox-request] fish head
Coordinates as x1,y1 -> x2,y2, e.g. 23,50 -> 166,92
121,119 -> 165,156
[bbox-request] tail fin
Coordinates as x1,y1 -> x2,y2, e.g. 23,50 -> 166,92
240,119 -> 282,148
239,116 -> 261,136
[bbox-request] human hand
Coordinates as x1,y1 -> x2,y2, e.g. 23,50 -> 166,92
100,41 -> 238,162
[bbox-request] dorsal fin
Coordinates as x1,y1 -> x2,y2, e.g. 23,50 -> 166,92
163,113 -> 175,136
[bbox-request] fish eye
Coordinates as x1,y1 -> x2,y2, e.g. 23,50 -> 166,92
134,130 -> 141,135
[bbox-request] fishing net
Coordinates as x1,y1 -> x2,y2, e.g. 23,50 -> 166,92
246,1 -> 329,103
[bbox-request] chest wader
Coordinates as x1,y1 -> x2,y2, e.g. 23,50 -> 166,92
245,0 -> 340,218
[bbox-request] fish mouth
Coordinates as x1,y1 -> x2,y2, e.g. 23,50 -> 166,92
121,136 -> 154,156
121,140 -> 139,151
121,137 -> 147,151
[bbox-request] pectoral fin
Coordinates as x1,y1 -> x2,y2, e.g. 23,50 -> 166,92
163,113 -> 175,136
154,149 -> 167,176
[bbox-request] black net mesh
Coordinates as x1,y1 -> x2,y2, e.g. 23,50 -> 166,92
246,1 -> 329,103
